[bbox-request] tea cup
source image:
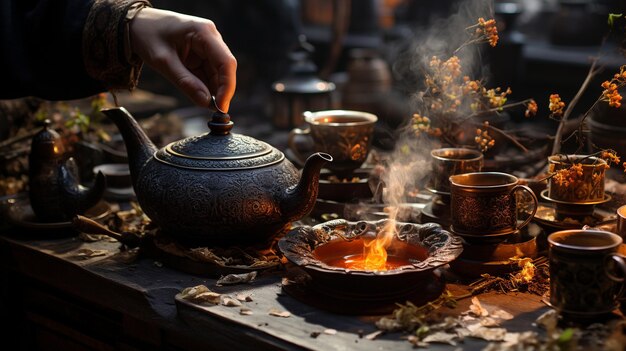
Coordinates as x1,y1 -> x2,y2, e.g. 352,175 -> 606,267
288,110 -> 377,173
428,148 -> 483,196
449,172 -> 538,235
547,229 -> 626,318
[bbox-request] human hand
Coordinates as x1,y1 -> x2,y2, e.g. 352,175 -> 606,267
129,8 -> 237,112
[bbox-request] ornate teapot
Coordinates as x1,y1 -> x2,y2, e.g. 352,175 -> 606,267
102,107 -> 331,246
29,120 -> 106,222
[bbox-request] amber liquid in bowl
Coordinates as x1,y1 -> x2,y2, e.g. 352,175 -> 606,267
313,238 -> 428,271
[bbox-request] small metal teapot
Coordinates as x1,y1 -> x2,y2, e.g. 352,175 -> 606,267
28,120 -> 106,222
102,106 -> 332,246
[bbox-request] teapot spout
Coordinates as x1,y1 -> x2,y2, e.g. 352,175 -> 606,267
58,158 -> 106,216
101,107 -> 157,187
282,152 -> 333,220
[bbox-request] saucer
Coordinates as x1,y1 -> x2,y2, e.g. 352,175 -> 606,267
540,189 -> 611,206
5,196 -> 112,233
449,225 -> 517,244
317,168 -> 373,202
532,202 -> 616,232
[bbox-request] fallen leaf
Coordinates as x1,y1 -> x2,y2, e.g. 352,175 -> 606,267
217,271 -> 257,286
492,309 -> 514,320
268,309 -> 291,318
467,324 -> 506,341
535,309 -> 558,333
180,285 -> 221,305
469,296 -> 489,317
375,317 -> 400,331
76,248 -> 109,258
365,330 -> 384,340
194,291 -> 222,305
480,317 -> 500,327
460,314 -> 477,323
323,329 -> 337,335
235,293 -> 253,302
181,285 -> 210,298
78,233 -> 107,242
432,316 -> 459,330
240,307 -> 253,315
422,331 -> 458,345
221,296 -> 242,307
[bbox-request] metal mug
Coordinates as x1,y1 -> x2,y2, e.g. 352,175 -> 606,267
547,229 -> 626,318
288,110 -> 377,173
428,148 -> 483,196
449,172 -> 538,235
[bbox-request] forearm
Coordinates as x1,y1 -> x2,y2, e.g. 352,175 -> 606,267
0,0 -> 151,101
83,0 -> 152,92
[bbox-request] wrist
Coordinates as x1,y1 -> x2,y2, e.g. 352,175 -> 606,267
124,2 -> 150,65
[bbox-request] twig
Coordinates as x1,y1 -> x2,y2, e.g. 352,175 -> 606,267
551,59 -> 602,155
459,99 -> 534,123
0,129 -> 37,150
485,124 -> 529,153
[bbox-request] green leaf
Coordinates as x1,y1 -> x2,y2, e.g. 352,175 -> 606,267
608,13 -> 623,28
557,328 -> 574,349
415,325 -> 430,338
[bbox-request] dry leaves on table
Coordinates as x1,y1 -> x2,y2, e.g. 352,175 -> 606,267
75,248 -> 109,258
216,271 -> 257,286
468,296 -> 489,317
235,293 -> 253,302
79,233 -> 112,243
180,285 -> 221,305
220,295 -> 243,307
376,295 -> 520,348
240,307 -> 253,316
268,309 -> 291,318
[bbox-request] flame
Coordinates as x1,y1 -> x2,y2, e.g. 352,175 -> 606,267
510,257 -> 536,284
345,218 -> 397,271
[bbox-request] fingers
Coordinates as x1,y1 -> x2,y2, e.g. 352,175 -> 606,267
191,24 -> 237,112
129,9 -> 237,111
153,51 -> 212,107
214,57 -> 237,112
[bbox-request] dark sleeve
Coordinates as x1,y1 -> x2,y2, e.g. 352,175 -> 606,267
0,0 -> 149,101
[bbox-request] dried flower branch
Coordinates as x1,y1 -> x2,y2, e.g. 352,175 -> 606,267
411,17 -> 536,154
454,17 -> 499,54
547,65 -> 626,179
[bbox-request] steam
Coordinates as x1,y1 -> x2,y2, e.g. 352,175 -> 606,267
380,0 -> 495,215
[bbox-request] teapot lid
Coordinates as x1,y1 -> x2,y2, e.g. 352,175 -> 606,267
155,111 -> 284,170
30,119 -> 66,159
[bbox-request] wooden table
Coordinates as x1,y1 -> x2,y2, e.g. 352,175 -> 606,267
0,227 -> 554,351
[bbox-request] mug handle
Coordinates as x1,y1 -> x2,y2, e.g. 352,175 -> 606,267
511,184 -> 538,231
606,254 -> 626,282
287,127 -> 312,165
605,254 -> 626,298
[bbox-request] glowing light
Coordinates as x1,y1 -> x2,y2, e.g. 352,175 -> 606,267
344,220 -> 397,271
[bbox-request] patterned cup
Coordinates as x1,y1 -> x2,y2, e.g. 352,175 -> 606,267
548,229 -> 626,318
449,172 -> 538,235
288,110 -> 377,173
428,148 -> 483,196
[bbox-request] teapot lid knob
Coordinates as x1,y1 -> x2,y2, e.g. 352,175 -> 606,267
208,111 -> 234,135
207,95 -> 233,135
